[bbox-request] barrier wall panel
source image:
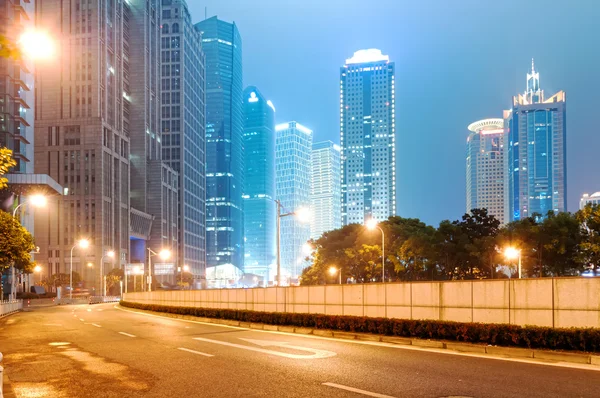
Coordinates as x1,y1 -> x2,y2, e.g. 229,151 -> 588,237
386,306 -> 411,319
440,281 -> 472,322
512,309 -> 553,327
386,284 -> 411,307
308,286 -> 325,314
473,308 -> 509,324
554,278 -> 600,311
325,304 -> 344,316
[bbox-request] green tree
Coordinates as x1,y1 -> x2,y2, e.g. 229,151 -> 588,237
0,147 -> 17,190
540,211 -> 584,276
0,211 -> 36,272
0,35 -> 22,60
458,208 -> 501,279
576,204 -> 600,274
499,216 -> 541,277
105,268 -> 124,295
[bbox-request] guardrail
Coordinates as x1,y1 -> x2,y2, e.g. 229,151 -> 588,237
0,300 -> 22,318
1,351 -> 4,397
88,296 -> 121,305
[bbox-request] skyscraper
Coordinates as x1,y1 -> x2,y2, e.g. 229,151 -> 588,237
340,49 -> 396,225
160,0 -> 206,278
275,122 -> 312,280
505,61 -> 567,222
195,17 -> 244,282
242,86 -> 276,281
466,119 -> 506,223
311,141 -> 341,239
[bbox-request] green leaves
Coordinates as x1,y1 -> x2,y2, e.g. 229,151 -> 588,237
0,211 -> 36,272
0,147 -> 17,190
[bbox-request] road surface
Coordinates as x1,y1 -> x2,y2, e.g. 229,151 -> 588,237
1,303 -> 599,397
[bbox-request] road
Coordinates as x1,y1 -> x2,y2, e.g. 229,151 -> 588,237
1,304 -> 600,398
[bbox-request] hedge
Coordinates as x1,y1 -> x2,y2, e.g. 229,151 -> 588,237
120,301 -> 600,353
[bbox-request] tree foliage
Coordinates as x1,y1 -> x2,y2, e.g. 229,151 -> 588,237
0,210 -> 36,272
0,147 -> 17,189
301,207 -> 597,285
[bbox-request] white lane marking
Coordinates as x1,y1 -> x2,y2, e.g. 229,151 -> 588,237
79,318 -> 85,322
43,323 -> 63,327
323,383 -> 395,398
114,305 -> 600,372
118,332 -> 136,338
87,309 -> 92,312
91,323 -> 102,328
97,309 -> 103,311
177,347 -> 214,357
193,337 -> 336,359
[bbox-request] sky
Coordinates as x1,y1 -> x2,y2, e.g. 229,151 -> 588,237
189,0 -> 600,226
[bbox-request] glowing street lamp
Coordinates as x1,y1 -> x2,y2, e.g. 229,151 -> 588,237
69,239 -> 90,299
365,218 -> 386,282
504,247 -> 522,279
148,248 -> 171,291
100,250 -> 115,296
34,264 -> 42,285
18,30 -> 54,60
12,194 -> 47,217
329,266 -> 341,284
275,201 -> 311,286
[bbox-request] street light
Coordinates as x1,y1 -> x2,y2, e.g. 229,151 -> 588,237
12,194 -> 47,217
34,264 -> 42,285
275,201 -> 311,286
365,218 -> 386,282
18,30 -> 54,60
329,266 -> 341,284
147,248 -> 171,292
504,247 -> 522,279
100,250 -> 115,296
69,239 -> 90,299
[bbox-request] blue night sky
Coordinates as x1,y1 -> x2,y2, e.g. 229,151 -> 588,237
189,0 -> 600,226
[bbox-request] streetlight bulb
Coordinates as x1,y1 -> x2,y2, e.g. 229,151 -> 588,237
183,265 -> 190,272
302,243 -> 313,255
107,250 -> 115,258
34,265 -> 42,273
159,249 -> 171,260
294,207 -> 311,223
365,218 -> 378,230
329,266 -> 337,276
18,30 -> 54,60
504,247 -> 520,260
87,262 -> 93,268
133,266 -> 140,274
78,239 -> 90,249
29,194 -> 47,208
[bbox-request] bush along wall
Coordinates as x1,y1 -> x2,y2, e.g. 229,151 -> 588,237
119,301 -> 600,353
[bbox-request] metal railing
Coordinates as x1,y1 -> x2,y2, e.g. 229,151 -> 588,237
1,351 -> 4,397
88,296 -> 121,305
0,300 -> 22,318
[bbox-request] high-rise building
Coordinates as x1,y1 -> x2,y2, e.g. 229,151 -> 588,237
505,61 -> 567,222
466,119 -> 506,223
195,17 -> 244,282
242,86 -> 276,281
340,49 -> 396,225
33,0 -> 176,290
311,141 -> 341,239
160,0 -> 206,278
275,121 -> 312,280
580,192 -> 600,209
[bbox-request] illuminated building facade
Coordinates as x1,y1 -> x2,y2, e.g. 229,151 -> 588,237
340,49 -> 396,225
466,118 -> 506,223
580,192 -> 600,210
311,141 -> 341,239
505,61 -> 567,221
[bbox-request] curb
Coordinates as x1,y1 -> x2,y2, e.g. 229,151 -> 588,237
117,305 -> 599,367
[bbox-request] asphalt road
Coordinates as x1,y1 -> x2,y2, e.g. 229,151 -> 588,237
1,304 -> 600,398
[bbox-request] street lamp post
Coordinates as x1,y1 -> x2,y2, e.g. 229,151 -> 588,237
100,250 -> 115,296
147,248 -> 171,292
365,219 -> 386,282
69,239 -> 90,299
504,247 -> 522,279
329,266 -> 341,284
275,201 -> 310,287
33,265 -> 42,286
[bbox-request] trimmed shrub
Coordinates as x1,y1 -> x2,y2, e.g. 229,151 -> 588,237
119,301 -> 600,353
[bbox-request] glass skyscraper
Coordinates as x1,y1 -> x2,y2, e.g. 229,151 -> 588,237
340,49 -> 396,225
242,86 -> 276,281
311,141 -> 341,239
195,17 -> 244,282
505,61 -> 567,221
275,122 -> 312,281
466,119 -> 506,224
160,0 -> 206,278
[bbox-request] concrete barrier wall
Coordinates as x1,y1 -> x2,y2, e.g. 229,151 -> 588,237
123,277 -> 600,328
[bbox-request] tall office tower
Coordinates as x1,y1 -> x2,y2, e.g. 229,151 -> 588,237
340,49 -> 396,225
242,86 -> 276,281
275,121 -> 312,280
466,119 -> 506,223
311,141 -> 341,239
160,0 -> 206,278
580,192 -> 600,210
505,61 -> 567,222
195,17 -> 244,282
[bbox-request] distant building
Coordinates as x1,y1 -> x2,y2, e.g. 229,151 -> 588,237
340,49 -> 396,225
505,61 -> 567,221
160,0 -> 207,278
243,86 -> 276,281
311,141 -> 341,239
466,119 -> 506,223
275,122 -> 312,280
195,17 -> 244,282
580,192 -> 600,209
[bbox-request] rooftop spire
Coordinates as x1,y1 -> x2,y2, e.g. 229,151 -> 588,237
525,59 -> 542,104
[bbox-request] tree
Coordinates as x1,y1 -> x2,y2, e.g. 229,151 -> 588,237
0,147 -> 17,190
540,211 -> 584,276
499,216 -> 541,277
576,204 -> 600,274
0,35 -> 22,60
105,268 -> 124,295
0,211 -> 36,272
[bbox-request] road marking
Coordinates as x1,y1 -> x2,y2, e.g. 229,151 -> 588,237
79,318 -> 85,322
118,332 -> 136,338
193,337 -> 336,359
114,305 -> 600,372
97,309 -> 103,311
323,383 -> 395,398
43,323 -> 63,327
91,323 -> 101,328
87,309 -> 92,312
177,347 -> 214,357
